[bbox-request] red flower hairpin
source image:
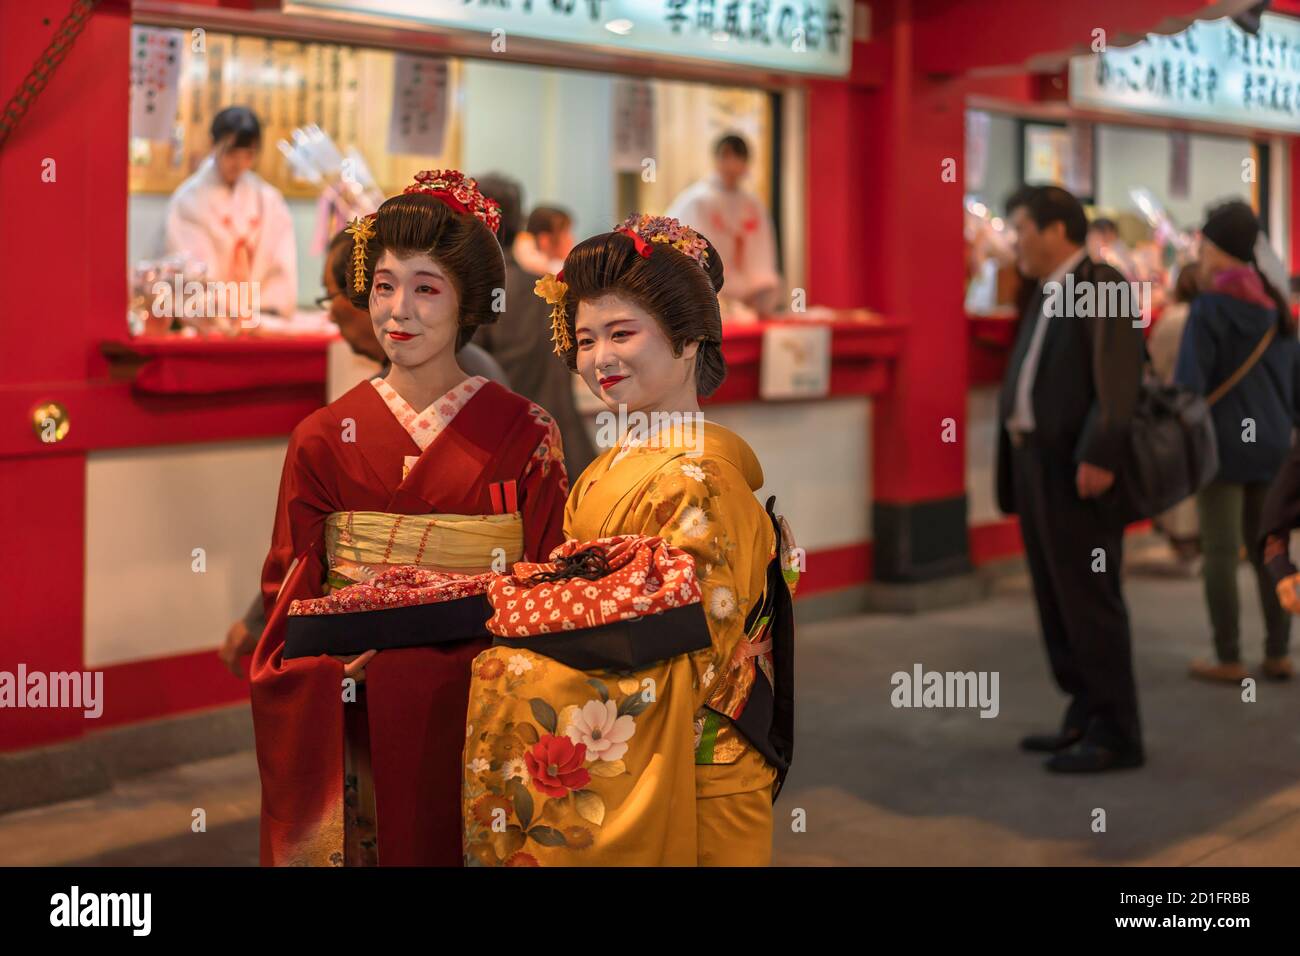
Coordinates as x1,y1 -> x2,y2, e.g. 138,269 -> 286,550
615,214 -> 709,269
615,224 -> 654,258
403,169 -> 503,235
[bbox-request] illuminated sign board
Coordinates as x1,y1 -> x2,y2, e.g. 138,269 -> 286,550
288,0 -> 852,76
1070,13 -> 1300,132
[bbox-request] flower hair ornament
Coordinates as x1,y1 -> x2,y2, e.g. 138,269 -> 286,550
615,214 -> 710,270
345,214 -> 377,293
404,169 -> 502,235
535,271 -> 570,356
344,170 -> 502,295
535,214 -> 712,355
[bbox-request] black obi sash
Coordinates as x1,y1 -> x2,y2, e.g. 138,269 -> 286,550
283,594 -> 492,659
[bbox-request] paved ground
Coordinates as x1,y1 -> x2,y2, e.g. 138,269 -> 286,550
3,544 -> 1298,866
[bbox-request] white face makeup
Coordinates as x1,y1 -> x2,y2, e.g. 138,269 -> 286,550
574,293 -> 698,416
369,250 -> 461,369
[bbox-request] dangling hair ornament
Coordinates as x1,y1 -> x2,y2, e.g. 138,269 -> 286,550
616,214 -> 710,269
345,214 -> 377,293
403,169 -> 502,235
534,272 -> 571,356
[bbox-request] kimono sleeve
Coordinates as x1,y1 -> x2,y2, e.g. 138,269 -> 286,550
629,458 -> 769,707
260,418 -> 335,621
743,202 -> 782,297
255,185 -> 299,317
163,190 -> 218,269
519,415 -> 569,563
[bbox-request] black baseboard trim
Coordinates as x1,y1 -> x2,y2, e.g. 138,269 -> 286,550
872,495 -> 973,583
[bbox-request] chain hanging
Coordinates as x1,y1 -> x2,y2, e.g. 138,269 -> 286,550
0,0 -> 102,150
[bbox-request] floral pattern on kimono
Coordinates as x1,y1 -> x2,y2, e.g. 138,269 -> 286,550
628,457 -> 776,765
524,402 -> 569,498
462,652 -> 664,866
462,423 -> 777,865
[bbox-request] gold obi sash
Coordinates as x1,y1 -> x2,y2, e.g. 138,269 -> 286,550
324,511 -> 524,590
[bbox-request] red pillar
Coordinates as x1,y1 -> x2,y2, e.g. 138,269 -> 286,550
0,0 -> 130,749
808,0 -> 971,582
1290,135 -> 1300,276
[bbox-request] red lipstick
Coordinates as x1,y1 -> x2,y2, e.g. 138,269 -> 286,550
599,375 -> 627,390
388,330 -> 415,341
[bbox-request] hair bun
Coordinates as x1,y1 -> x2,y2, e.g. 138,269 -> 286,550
697,232 -> 725,294
695,338 -> 727,399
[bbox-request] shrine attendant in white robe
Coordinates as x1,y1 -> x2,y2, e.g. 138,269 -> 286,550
165,106 -> 298,317
666,134 -> 781,315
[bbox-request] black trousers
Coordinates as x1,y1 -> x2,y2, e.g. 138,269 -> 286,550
1011,436 -> 1142,749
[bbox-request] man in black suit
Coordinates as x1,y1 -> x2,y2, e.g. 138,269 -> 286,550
997,186 -> 1145,773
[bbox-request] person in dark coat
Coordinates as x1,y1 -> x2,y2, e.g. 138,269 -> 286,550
473,174 -> 597,478
1260,449 -> 1300,680
1178,200 -> 1300,683
997,185 -> 1145,773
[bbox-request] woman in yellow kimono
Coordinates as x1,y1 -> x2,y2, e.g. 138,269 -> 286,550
462,215 -> 796,866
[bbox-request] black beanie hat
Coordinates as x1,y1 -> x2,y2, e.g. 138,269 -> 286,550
1201,200 -> 1259,264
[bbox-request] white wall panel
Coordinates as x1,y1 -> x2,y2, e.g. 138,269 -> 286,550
84,440 -> 288,667
707,398 -> 871,552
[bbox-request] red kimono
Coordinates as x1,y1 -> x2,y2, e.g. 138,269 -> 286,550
250,378 -> 567,866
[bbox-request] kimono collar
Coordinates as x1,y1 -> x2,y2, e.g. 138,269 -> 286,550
607,419 -> 764,490
199,154 -> 256,195
370,375 -> 488,451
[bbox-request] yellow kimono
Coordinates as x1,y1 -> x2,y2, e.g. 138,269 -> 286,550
462,420 -> 790,866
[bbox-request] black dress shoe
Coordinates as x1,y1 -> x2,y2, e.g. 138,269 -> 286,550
1019,727 -> 1085,753
1045,739 -> 1145,773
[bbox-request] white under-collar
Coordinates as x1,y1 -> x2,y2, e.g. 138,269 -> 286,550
370,375 -> 487,451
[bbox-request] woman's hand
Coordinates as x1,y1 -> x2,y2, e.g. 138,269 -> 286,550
333,650 -> 378,683
219,620 -> 259,678
1275,574 -> 1300,615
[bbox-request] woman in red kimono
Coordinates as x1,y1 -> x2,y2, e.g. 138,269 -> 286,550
250,171 -> 568,866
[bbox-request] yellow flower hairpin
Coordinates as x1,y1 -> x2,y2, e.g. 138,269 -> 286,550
345,215 -> 377,293
534,272 -> 571,356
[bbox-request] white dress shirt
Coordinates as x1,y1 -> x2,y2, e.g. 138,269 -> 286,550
1006,247 -> 1087,433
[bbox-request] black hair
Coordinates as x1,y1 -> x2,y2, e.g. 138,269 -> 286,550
554,227 -> 727,398
210,106 -> 261,149
714,134 -> 750,161
349,192 -> 505,350
1006,185 -> 1088,246
1003,185 -> 1036,219
527,205 -> 573,238
474,172 -> 523,249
